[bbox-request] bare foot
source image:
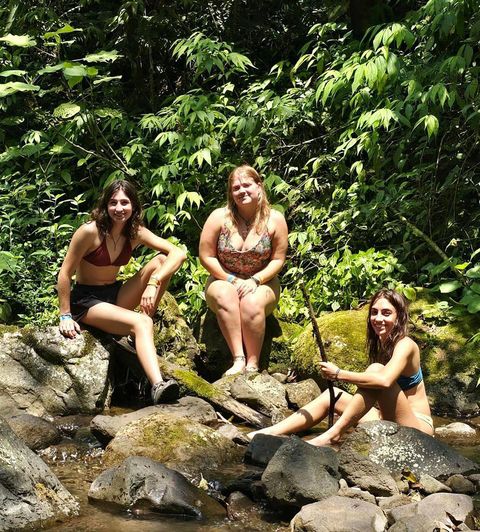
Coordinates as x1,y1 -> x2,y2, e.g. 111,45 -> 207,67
306,430 -> 341,447
224,356 -> 246,376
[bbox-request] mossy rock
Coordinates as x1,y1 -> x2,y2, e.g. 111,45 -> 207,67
153,292 -> 200,370
292,308 -> 368,388
103,412 -> 243,476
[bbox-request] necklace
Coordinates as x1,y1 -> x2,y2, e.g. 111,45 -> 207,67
108,233 -> 122,250
237,213 -> 255,229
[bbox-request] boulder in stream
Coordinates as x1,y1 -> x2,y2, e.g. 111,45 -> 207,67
262,436 -> 340,508
90,396 -> 217,444
103,411 -> 243,475
0,416 -> 79,531
290,495 -> 388,532
342,420 -> 480,479
6,413 -> 61,450
88,455 -> 225,520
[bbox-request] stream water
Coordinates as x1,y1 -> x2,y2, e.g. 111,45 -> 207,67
40,413 -> 479,532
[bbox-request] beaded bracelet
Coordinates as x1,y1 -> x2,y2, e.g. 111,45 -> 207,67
60,313 -> 72,321
334,367 -> 341,380
226,274 -> 236,283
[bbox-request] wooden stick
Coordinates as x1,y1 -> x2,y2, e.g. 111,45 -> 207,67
299,280 -> 341,428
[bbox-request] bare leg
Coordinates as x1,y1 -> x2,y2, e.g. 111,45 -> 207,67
307,387 -> 381,446
240,277 -> 280,371
81,303 -> 162,384
205,277 -> 245,375
247,387 -> 357,440
117,253 -> 171,316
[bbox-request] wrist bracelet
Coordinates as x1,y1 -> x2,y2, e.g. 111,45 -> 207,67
148,276 -> 160,287
147,281 -> 159,288
60,313 -> 72,321
251,275 -> 261,286
334,368 -> 341,380
226,274 -> 236,283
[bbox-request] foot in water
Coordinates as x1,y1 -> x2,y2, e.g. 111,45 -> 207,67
151,379 -> 179,404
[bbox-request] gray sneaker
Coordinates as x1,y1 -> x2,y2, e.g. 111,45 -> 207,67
151,379 -> 179,404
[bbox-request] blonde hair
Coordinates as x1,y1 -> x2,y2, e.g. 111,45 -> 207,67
225,165 -> 271,235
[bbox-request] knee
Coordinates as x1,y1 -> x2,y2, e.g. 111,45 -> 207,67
133,313 -> 154,333
211,288 -> 239,313
366,363 -> 385,373
240,300 -> 264,322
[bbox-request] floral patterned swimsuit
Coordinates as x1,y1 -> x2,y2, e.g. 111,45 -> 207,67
217,225 -> 272,278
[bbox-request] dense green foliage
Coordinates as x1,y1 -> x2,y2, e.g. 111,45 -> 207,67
0,0 -> 479,326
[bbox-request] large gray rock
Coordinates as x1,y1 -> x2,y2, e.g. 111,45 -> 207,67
338,448 -> 399,497
90,396 -> 217,444
0,327 -> 111,417
103,411 -> 243,475
88,456 -> 225,519
6,413 -> 61,450
342,421 -> 480,479
229,372 -> 288,417
262,436 -> 339,508
0,416 -> 79,531
290,495 -> 388,532
389,493 -> 475,528
435,422 -> 477,440
244,433 -> 286,467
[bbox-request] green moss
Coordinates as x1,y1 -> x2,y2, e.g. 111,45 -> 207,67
0,324 -> 18,335
80,331 -> 96,359
170,368 -> 222,399
292,309 -> 368,383
141,418 -> 193,456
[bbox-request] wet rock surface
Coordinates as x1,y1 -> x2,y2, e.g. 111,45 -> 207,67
342,420 -> 480,479
244,433 -> 287,467
6,413 -> 62,450
0,416 -> 79,531
88,455 -> 225,520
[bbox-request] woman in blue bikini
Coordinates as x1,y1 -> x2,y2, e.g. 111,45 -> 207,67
57,180 -> 186,403
249,289 -> 434,443
199,165 -> 288,375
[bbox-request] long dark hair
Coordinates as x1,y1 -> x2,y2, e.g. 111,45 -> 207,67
91,180 -> 143,240
367,289 -> 409,364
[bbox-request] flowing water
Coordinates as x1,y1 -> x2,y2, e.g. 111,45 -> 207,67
40,413 -> 479,531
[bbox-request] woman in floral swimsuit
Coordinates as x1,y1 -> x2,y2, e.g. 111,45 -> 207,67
199,165 -> 288,375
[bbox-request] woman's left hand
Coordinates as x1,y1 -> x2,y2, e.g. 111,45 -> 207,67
320,361 -> 340,381
235,278 -> 257,299
141,284 -> 158,315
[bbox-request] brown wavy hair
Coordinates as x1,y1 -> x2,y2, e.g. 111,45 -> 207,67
225,165 -> 271,234
367,289 -> 409,364
91,180 -> 143,240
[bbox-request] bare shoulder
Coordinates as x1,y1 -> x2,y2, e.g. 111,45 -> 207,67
73,221 -> 98,242
396,336 -> 419,355
268,208 -> 288,234
204,207 -> 226,229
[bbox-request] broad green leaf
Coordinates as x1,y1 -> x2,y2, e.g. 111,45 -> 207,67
438,280 -> 462,293
83,50 -> 121,63
0,33 -> 36,47
63,65 -> 87,78
0,251 -> 18,273
0,70 -> 27,77
0,81 -> 40,98
53,102 -> 81,118
403,286 -> 417,301
466,265 -> 480,278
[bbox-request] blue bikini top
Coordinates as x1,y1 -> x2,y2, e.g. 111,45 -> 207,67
397,367 -> 423,391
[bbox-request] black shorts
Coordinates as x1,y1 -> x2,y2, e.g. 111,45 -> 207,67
70,281 -> 123,323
